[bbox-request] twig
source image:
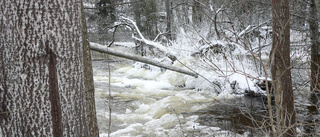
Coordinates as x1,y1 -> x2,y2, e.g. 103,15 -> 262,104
106,45 -> 112,137
172,109 -> 185,136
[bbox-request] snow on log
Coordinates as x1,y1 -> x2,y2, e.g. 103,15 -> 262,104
90,43 -> 198,78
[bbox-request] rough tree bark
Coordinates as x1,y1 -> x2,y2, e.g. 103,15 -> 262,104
81,1 -> 100,137
270,0 -> 296,136
0,0 -> 94,136
311,0 -> 320,93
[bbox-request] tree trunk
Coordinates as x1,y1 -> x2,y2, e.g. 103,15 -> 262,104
182,1 -> 190,24
270,0 -> 296,136
133,0 -> 142,31
0,0 -> 90,136
166,0 -> 172,41
144,0 -> 158,39
192,0 -> 202,24
81,1 -> 100,136
311,0 -> 320,93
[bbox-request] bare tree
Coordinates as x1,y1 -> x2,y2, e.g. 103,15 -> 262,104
192,0 -> 203,24
0,0 -> 97,136
133,0 -> 142,31
166,0 -> 172,41
270,0 -> 296,136
311,0 -> 320,93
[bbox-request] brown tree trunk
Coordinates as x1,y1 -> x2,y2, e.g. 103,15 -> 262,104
0,0 -> 90,136
270,0 -> 296,136
81,1 -> 99,136
310,0 -> 320,93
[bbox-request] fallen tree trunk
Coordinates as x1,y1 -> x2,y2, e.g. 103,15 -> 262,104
90,43 -> 198,78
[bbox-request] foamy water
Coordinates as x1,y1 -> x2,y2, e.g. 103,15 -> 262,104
93,60 -> 250,137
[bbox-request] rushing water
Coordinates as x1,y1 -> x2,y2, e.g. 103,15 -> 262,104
92,58 -> 258,136
92,58 -> 320,137
92,59 -> 245,137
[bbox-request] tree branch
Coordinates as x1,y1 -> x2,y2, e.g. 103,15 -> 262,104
90,43 -> 198,78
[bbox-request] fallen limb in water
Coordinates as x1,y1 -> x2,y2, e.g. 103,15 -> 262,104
90,43 -> 198,78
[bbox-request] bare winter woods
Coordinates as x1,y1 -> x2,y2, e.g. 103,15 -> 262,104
1,0 -> 320,136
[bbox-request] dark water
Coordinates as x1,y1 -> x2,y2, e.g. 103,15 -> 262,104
190,96 -> 269,136
192,93 -> 320,136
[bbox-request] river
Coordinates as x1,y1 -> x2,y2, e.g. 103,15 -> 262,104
91,56 -> 320,137
92,58 -> 250,137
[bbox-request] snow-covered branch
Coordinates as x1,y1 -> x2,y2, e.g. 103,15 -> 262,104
120,16 -> 177,61
238,19 -> 271,37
